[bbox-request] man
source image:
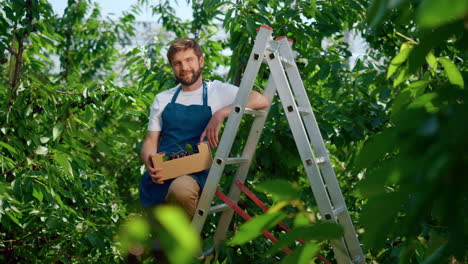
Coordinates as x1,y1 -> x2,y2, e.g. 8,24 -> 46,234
139,38 -> 269,218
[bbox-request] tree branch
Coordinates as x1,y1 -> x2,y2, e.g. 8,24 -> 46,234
6,47 -> 18,56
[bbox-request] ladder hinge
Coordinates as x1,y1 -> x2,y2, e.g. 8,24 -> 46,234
315,157 -> 326,164
297,106 -> 311,115
333,206 -> 346,217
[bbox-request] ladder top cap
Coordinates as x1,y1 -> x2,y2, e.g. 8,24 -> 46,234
275,36 -> 294,43
257,25 -> 273,31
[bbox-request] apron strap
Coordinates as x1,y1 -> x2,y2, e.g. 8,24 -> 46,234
202,81 -> 208,106
170,85 -> 182,103
170,81 -> 208,106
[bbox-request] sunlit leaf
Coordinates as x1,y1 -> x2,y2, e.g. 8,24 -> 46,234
281,243 -> 319,264
387,44 -> 413,79
407,93 -> 439,113
153,205 -> 200,264
425,51 -> 438,71
393,65 -> 410,87
228,211 -> 287,245
439,57 -> 464,88
255,179 -> 301,202
117,215 -> 150,256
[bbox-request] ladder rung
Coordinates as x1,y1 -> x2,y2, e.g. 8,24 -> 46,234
197,247 -> 214,260
333,206 -> 346,217
245,108 -> 267,117
209,203 -> 230,214
352,254 -> 365,264
225,157 -> 250,165
297,106 -> 312,115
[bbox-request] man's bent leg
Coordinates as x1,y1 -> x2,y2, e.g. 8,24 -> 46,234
165,175 -> 200,218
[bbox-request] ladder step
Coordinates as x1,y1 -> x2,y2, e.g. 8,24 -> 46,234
245,108 -> 267,117
209,203 -> 230,214
197,247 -> 215,260
297,106 -> 312,115
279,56 -> 295,67
225,157 -> 250,165
315,157 -> 327,164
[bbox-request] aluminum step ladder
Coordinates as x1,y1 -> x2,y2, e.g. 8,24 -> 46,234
191,25 -> 365,264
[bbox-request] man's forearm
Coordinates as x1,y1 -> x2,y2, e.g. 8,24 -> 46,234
141,140 -> 157,163
141,131 -> 160,168
246,91 -> 269,110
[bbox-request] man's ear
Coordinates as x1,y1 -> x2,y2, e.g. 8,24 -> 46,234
199,56 -> 204,67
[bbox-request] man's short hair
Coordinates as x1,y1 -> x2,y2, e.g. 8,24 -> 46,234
167,38 -> 203,64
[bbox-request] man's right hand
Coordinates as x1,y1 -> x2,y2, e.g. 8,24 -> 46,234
148,167 -> 164,184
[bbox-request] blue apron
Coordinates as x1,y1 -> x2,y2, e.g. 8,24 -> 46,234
139,82 -> 212,208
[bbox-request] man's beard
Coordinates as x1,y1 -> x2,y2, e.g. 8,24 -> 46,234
176,67 -> 202,86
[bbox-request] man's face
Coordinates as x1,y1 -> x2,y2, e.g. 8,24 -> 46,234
171,48 -> 204,86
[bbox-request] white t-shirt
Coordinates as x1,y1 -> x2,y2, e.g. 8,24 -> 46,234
147,80 -> 239,131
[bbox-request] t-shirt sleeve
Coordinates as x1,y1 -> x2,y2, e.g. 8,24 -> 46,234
218,81 -> 239,106
147,95 -> 163,131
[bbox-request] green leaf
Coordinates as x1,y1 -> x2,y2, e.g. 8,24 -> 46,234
417,0 -> 468,28
266,222 -> 343,255
391,80 -> 430,118
53,124 -> 64,141
54,152 -> 73,177
303,0 -> 316,18
228,211 -> 287,245
392,43 -> 414,65
367,0 -> 387,27
354,128 -> 397,171
32,186 -> 44,202
6,211 -> 22,227
255,179 -> 301,202
393,65 -> 410,87
360,192 -> 405,250
153,205 -> 200,264
125,216 -> 150,240
425,51 -> 438,71
0,141 -> 18,154
439,57 -> 464,88
246,16 -> 256,35
281,243 -> 319,264
388,43 -> 413,80
408,93 -> 439,113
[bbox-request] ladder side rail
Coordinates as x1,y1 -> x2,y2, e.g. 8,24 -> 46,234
213,74 -> 277,245
266,50 -> 351,264
191,27 -> 273,234
277,40 -> 364,263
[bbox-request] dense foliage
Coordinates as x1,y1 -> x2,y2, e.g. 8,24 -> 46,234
1,0 -> 466,263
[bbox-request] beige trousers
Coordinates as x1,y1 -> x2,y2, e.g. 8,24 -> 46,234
165,175 -> 200,218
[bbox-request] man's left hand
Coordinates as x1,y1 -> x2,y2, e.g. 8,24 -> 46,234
200,112 -> 224,148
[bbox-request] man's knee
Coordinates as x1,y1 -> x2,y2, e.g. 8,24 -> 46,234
165,176 -> 201,218
166,175 -> 200,202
